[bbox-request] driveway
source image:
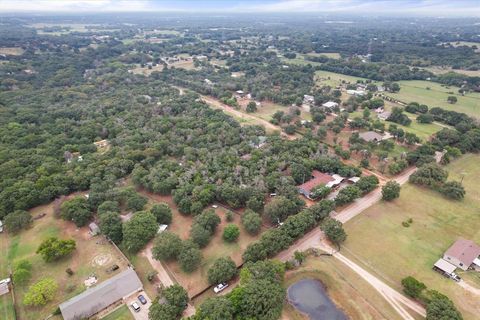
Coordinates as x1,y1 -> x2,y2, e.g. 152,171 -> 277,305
125,291 -> 151,320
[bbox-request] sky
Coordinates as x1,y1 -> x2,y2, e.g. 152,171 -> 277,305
0,0 -> 479,17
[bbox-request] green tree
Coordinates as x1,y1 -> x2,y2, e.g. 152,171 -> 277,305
382,181 -> 401,201
150,203 -> 172,224
293,251 -> 306,265
447,96 -> 457,104
401,276 -> 426,299
334,185 -> 361,206
13,260 -> 32,286
178,240 -> 202,272
440,181 -> 465,200
36,237 -> 76,262
99,212 -> 123,243
246,101 -> 257,113
97,201 -> 120,215
208,257 -> 237,285
153,231 -> 183,261
126,192 -> 148,212
196,296 -> 234,320
23,278 -> 58,306
238,279 -> 285,320
60,196 -> 92,227
4,210 -> 32,233
163,284 -> 189,316
223,224 -> 240,242
148,302 -> 177,320
241,209 -> 262,235
122,212 -> 158,252
426,296 -> 463,320
321,218 -> 347,245
194,209 -> 221,234
190,224 -> 212,248
264,196 -> 298,224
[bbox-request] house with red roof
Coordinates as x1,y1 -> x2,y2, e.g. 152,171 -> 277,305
298,170 -> 344,200
443,238 -> 480,271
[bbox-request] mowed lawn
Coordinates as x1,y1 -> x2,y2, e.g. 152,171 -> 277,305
315,70 -> 372,87
1,193 -> 130,320
384,80 -> 480,118
101,304 -> 133,320
343,154 -> 480,320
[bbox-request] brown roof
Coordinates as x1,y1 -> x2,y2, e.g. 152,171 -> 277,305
444,238 -> 480,267
298,170 -> 334,193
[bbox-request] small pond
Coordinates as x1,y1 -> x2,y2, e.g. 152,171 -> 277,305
287,278 -> 348,320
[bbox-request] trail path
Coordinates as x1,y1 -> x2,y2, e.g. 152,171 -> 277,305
141,243 -> 196,317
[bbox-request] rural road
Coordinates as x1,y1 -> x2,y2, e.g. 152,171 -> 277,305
458,279 -> 480,296
277,165 -> 424,320
334,166 -> 417,223
141,243 -> 196,317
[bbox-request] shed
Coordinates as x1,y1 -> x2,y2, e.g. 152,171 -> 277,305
59,268 -> 142,320
433,258 -> 457,275
359,131 -> 384,143
158,224 -> 168,234
88,222 -> 100,236
321,101 -> 339,109
0,220 -> 3,233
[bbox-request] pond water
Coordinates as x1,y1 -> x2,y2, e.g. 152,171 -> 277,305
287,278 -> 348,320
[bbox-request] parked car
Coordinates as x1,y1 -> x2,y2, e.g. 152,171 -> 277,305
131,302 -> 141,312
138,294 -> 147,305
106,264 -> 119,274
450,273 -> 461,282
213,282 -> 228,293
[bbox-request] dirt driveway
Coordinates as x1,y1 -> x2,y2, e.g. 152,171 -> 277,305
125,291 -> 151,320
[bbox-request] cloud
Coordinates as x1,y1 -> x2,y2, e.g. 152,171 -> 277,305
0,0 -> 479,16
0,0 -> 152,12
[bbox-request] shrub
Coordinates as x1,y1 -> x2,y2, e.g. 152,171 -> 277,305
223,224 -> 240,242
225,210 -> 234,222
36,237 -> 76,262
23,278 -> 58,306
401,276 -> 426,299
241,210 -> 262,235
4,210 -> 32,233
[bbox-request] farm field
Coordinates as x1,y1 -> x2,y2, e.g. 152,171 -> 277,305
343,154 -> 480,320
304,52 -> 341,59
0,192 -> 130,320
101,304 -> 134,320
0,47 -> 24,56
138,190 -> 265,297
383,80 -> 480,118
423,66 -> 480,77
315,70 -> 371,87
281,256 -> 403,320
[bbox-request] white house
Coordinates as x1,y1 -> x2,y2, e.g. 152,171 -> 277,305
321,101 -> 339,110
346,89 -> 366,96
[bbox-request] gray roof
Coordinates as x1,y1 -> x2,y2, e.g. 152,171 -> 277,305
59,268 -> 142,320
359,131 -> 384,142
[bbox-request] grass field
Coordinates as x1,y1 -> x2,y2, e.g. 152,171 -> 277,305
343,154 -> 480,320
281,256 -> 403,320
0,192 -> 130,320
305,52 -> 341,59
101,304 -> 133,320
138,191 -> 264,297
383,80 -> 480,118
315,70 -> 370,87
0,294 -> 15,320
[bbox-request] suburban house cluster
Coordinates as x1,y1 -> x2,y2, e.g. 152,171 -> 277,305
433,238 -> 480,280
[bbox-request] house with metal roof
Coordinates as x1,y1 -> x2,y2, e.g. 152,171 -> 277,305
443,238 -> 480,271
59,268 -> 142,320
